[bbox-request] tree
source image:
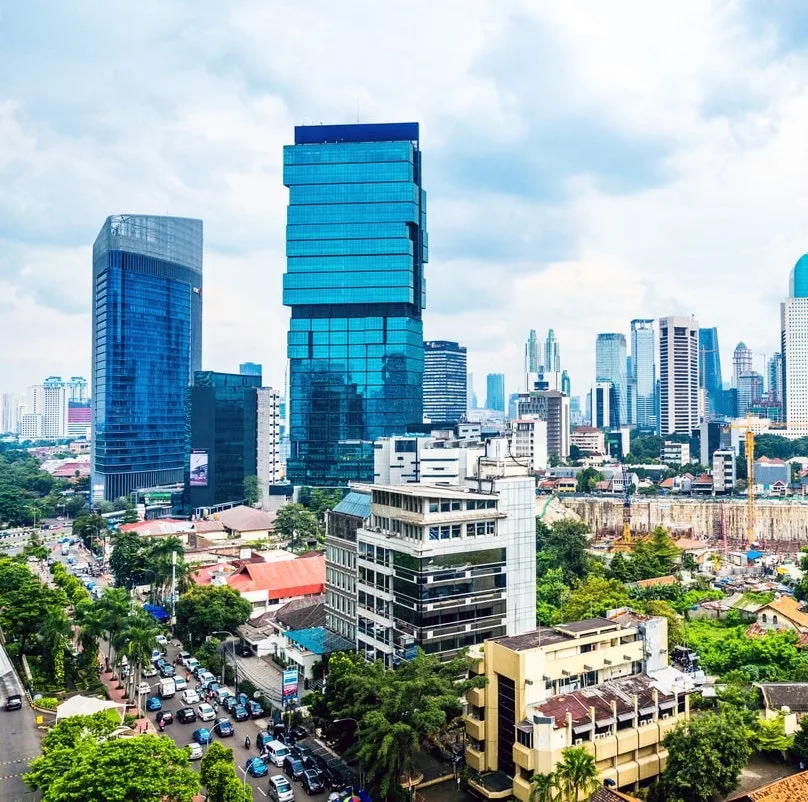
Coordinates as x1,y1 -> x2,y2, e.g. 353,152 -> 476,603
121,505 -> 139,524
576,467 -> 602,493
109,530 -> 145,588
750,713 -> 792,760
529,771 -> 556,802
274,502 -> 321,548
560,577 -> 630,622
25,732 -> 200,801
553,746 -> 598,801
124,610 -> 161,699
792,716 -> 808,763
536,567 -> 568,626
40,607 -> 72,686
201,742 -> 234,792
658,711 -> 751,802
204,763 -> 252,802
536,519 -> 592,585
175,585 -> 252,647
243,475 -> 260,506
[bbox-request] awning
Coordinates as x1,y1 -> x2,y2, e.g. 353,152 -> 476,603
515,720 -> 533,733
659,700 -> 676,710
639,705 -> 656,716
596,716 -> 615,727
617,711 -> 636,722
572,722 -> 593,735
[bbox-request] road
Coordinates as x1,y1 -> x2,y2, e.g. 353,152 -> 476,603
0,642 -> 42,802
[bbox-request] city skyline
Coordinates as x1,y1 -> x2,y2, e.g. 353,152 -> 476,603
1,3 -> 805,401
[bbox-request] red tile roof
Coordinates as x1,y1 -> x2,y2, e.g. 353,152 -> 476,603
228,555 -> 325,600
633,574 -> 679,589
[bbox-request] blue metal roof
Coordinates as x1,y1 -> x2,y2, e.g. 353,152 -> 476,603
332,490 -> 370,520
286,627 -> 354,656
294,122 -> 419,145
747,550 -> 763,561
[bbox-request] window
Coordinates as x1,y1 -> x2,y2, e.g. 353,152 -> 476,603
516,728 -> 533,749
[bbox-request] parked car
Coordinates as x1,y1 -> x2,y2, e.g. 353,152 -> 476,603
268,775 -> 295,802
289,724 -> 308,742
197,703 -> 216,722
213,717 -> 234,737
4,694 -> 22,711
186,658 -> 200,673
178,651 -> 192,666
182,689 -> 200,705
247,700 -> 264,719
198,671 -> 216,686
290,745 -> 312,763
186,742 -> 203,760
143,664 -> 158,678
137,681 -> 151,696
177,707 -> 197,724
238,643 -> 252,657
145,696 -> 162,712
192,728 -> 212,745
233,704 -> 249,722
222,696 -> 239,714
156,710 -> 173,725
214,688 -> 232,705
245,757 -> 269,778
155,634 -> 168,646
159,664 -> 175,678
256,730 -> 274,752
192,664 -> 207,680
173,676 -> 187,692
201,680 -> 221,695
151,649 -> 163,662
283,755 -> 306,782
301,769 -> 324,795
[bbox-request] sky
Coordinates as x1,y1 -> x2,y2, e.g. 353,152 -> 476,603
2,0 -> 808,403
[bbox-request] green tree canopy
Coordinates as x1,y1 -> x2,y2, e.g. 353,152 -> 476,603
175,584 -> 252,647
553,746 -> 599,801
560,577 -> 630,622
243,475 -> 260,506
536,518 -> 592,585
274,502 -> 322,550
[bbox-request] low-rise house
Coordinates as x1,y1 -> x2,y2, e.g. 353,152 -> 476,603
758,682 -> 808,723
726,769 -> 808,801
630,575 -> 679,591
755,595 -> 808,634
215,505 -> 277,539
228,555 -> 325,609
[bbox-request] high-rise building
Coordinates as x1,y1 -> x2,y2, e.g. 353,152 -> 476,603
737,370 -> 764,415
508,417 -> 548,471
698,327 -> 722,419
524,329 -> 540,383
658,316 -> 699,435
186,371 -> 260,510
544,329 -> 560,374
560,370 -> 571,397
630,319 -> 656,430
591,380 -> 614,429
92,215 -> 203,501
782,255 -> 808,429
423,340 -> 467,423
68,376 -> 89,403
486,373 -> 505,413
256,387 -> 282,507
239,362 -> 263,377
283,122 -> 427,486
732,342 -> 753,388
0,393 -> 23,435
515,390 -> 570,458
767,352 -> 783,405
467,373 -> 478,412
595,333 -> 628,426
27,377 -> 69,439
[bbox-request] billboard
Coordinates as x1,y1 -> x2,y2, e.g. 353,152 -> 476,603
282,668 -> 299,702
189,451 -> 209,487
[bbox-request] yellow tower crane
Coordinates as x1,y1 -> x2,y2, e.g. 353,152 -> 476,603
729,413 -> 757,545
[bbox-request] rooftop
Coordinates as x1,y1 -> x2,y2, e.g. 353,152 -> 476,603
758,683 -> 808,713
491,627 -> 572,651
228,555 -> 325,600
632,575 -> 679,589
365,482 -> 496,500
285,626 -> 354,656
332,490 -> 371,520
217,505 -> 277,533
760,596 -> 808,629
554,617 -> 621,635
726,769 -> 808,801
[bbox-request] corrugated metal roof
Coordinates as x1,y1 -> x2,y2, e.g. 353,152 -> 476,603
332,491 -> 371,519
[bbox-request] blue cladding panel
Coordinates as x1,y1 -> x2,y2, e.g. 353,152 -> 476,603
293,122 -> 419,145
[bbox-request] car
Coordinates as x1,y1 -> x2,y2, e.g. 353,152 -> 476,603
177,707 -> 197,724
159,664 -> 175,678
173,676 -> 187,692
301,769 -> 324,795
145,696 -> 162,712
213,717 -> 234,737
192,664 -> 207,679
238,643 -> 252,657
178,650 -> 192,666
290,745 -> 312,763
247,700 -> 264,719
187,657 -> 200,673
316,760 -> 344,791
153,655 -> 167,668
233,704 -> 249,722
289,724 -> 308,742
256,730 -> 274,752
197,703 -> 216,721
143,664 -> 158,678
222,696 -> 239,714
214,688 -> 232,705
192,727 -> 212,745
182,689 -> 200,705
4,694 -> 22,711
186,742 -> 203,760
203,680 -> 222,694
151,648 -> 163,661
268,775 -> 295,802
155,635 -> 168,646
137,681 -> 152,696
156,710 -> 173,725
198,671 -> 216,686
283,755 -> 306,782
245,757 -> 269,778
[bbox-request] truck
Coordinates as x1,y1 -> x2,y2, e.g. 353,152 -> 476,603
159,678 -> 176,699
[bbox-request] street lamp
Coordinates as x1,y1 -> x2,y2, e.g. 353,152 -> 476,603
237,765 -> 249,793
210,630 -> 238,695
26,506 -> 39,530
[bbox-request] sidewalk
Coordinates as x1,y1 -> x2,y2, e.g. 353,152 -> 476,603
97,658 -> 152,734
233,654 -> 283,703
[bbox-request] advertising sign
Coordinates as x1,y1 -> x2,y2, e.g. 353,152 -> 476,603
189,451 -> 209,487
282,668 -> 299,702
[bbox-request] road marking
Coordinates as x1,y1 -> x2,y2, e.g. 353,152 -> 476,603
257,789 -> 266,796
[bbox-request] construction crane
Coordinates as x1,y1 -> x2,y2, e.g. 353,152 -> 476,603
612,463 -> 634,551
729,412 -> 757,545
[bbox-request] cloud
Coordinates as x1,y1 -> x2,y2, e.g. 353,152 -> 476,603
1,0 -> 807,407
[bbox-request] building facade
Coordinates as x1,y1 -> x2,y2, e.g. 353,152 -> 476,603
591,380 -> 615,429
508,417 -> 548,472
767,352 -> 783,406
737,370 -> 764,415
658,316 -> 699,436
525,329 -> 540,384
698,327 -> 722,420
732,342 -> 753,389
712,450 -> 736,494
92,215 -> 202,501
516,390 -> 570,458
571,426 -> 606,455
631,320 -> 656,431
544,329 -> 561,374
423,340 -> 467,423
283,123 -> 427,486
27,377 -> 69,439
68,376 -> 89,403
486,373 -> 506,413
596,334 -> 628,426
239,362 -> 263,377
661,441 -> 690,467
782,258 -> 808,431
256,387 -> 282,506
373,433 -> 485,486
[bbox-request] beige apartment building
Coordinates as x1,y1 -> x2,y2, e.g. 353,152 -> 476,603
465,614 -> 692,800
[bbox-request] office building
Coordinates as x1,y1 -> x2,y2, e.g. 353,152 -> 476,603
524,329 -> 540,383
257,387 -> 282,505
68,376 -> 89,403
712,450 -> 736,494
661,441 -> 690,467
737,370 -> 764,415
92,215 -> 203,501
591,380 -> 615,429
355,450 -> 536,665
67,403 -> 92,439
658,316 -> 699,435
570,426 -> 605,455
467,373 -> 478,412
596,333 -> 628,426
27,377 -> 69,439
486,373 -> 506,413
698,328 -> 722,419
374,432 -> 485,486
781,256 -> 808,429
631,320 -> 656,430
544,329 -> 560,374
732,342 -> 753,388
767,352 -> 783,405
423,340 -> 467,423
0,393 -> 23,435
283,123 -> 427,485
186,371 -> 260,510
508,417 -> 548,472
515,390 -> 569,458
239,362 -> 263,377
19,413 -> 44,440
465,612 -> 690,801
561,370 -> 571,397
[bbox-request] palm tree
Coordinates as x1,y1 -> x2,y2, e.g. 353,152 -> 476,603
529,771 -> 557,802
76,600 -> 106,669
554,746 -> 599,801
357,713 -> 419,801
124,610 -> 160,705
40,608 -> 72,687
95,587 -> 131,668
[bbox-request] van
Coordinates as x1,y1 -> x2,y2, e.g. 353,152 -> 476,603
265,739 -> 290,767
159,678 -> 176,698
268,774 -> 295,802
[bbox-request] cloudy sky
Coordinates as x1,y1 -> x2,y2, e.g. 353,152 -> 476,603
1,1 -> 807,402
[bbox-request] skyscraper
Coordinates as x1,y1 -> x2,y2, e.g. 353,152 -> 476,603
737,371 -> 764,414
525,329 -> 540,380
658,316 -> 699,435
423,340 -> 467,423
595,333 -> 627,426
27,377 -> 69,439
767,353 -> 783,405
239,362 -> 263,377
68,376 -> 89,403
92,215 -> 203,500
283,123 -> 427,485
732,342 -> 753,388
698,327 -> 722,419
467,373 -> 477,411
544,329 -> 561,373
560,370 -> 571,396
630,319 -> 656,430
486,373 -> 505,412
782,254 -> 808,428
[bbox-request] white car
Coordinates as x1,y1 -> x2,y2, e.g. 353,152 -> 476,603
156,635 -> 168,647
197,703 -> 216,721
182,689 -> 200,705
186,743 -> 203,761
137,681 -> 151,696
173,676 -> 187,691
143,665 -> 158,678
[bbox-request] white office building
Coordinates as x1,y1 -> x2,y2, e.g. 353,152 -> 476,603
782,297 -> 808,431
508,416 -> 548,472
658,316 -> 699,435
27,377 -> 69,439
712,450 -> 736,494
374,433 -> 485,486
256,387 -> 282,506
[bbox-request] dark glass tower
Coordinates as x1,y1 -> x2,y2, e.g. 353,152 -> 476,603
423,340 -> 467,423
698,327 -> 722,419
92,215 -> 203,501
486,373 -> 505,412
283,123 -> 427,485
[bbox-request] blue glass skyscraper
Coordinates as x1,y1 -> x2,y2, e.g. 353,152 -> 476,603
596,333 -> 628,426
630,320 -> 656,430
283,123 -> 427,485
698,327 -> 722,419
92,215 -> 203,501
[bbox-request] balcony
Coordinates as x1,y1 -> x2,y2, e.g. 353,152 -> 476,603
468,772 -> 514,800
594,734 -> 617,761
466,716 -> 485,741
638,722 -> 660,748
512,742 -> 535,772
466,746 -> 486,772
512,774 -> 532,802
467,686 -> 485,707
